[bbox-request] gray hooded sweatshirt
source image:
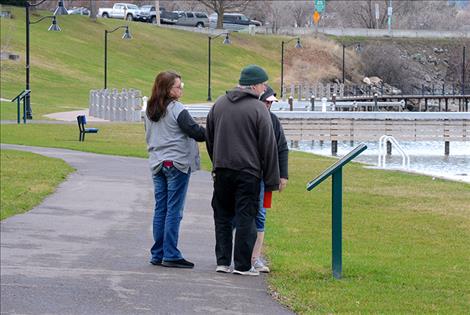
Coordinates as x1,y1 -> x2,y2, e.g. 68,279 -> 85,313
206,88 -> 280,192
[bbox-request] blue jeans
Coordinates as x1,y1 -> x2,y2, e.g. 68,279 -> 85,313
150,165 -> 190,262
256,181 -> 267,232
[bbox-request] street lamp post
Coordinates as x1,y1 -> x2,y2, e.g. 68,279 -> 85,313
280,37 -> 302,98
25,0 -> 66,119
104,26 -> 132,89
207,33 -> 231,101
342,42 -> 361,84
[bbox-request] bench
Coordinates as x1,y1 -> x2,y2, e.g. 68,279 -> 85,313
77,115 -> 99,141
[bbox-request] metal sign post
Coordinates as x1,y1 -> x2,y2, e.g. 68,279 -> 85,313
306,143 -> 368,279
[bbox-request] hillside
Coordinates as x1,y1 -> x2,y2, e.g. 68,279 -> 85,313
0,6 -> 285,119
1,6 -> 469,120
285,34 -> 470,94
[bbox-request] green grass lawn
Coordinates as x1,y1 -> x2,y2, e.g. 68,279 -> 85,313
266,151 -> 470,314
1,6 -> 469,312
0,6 -> 284,120
1,123 -> 469,313
0,149 -> 74,220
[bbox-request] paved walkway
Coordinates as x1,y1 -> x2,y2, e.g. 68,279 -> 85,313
0,144 -> 293,315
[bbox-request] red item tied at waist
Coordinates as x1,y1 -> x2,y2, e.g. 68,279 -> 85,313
263,191 -> 272,208
163,161 -> 173,167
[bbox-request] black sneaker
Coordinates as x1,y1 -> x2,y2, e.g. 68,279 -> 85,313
150,259 -> 162,266
162,258 -> 194,269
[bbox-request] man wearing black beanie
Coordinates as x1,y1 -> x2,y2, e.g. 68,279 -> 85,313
206,65 -> 280,276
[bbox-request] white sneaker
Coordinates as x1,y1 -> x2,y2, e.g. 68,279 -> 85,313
253,259 -> 270,273
216,265 -> 231,273
232,266 -> 259,276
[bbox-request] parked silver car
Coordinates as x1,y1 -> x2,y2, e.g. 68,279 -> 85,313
174,11 -> 209,27
67,7 -> 90,16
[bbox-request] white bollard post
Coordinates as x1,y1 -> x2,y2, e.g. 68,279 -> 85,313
89,90 -> 94,117
110,92 -> 117,121
101,90 -> 108,119
132,91 -> 142,121
104,91 -> 112,120
92,90 -> 98,117
97,90 -> 103,118
121,91 -> 128,121
141,96 -> 148,120
125,92 -> 134,121
116,92 -> 122,121
321,97 -> 327,112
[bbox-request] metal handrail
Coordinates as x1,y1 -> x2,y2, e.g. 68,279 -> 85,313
11,90 -> 31,124
11,89 -> 30,102
378,135 -> 410,168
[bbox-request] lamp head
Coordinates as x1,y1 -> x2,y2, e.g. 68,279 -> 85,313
122,27 -> 132,39
295,38 -> 302,49
223,33 -> 231,45
355,43 -> 362,53
48,16 -> 61,31
54,0 -> 69,16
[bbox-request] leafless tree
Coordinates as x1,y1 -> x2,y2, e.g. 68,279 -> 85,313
264,1 -> 284,33
395,1 -> 460,31
323,0 -> 462,31
290,0 -> 313,27
197,0 -> 250,28
88,0 -> 97,20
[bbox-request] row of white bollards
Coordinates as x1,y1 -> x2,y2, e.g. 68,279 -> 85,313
89,89 -> 144,122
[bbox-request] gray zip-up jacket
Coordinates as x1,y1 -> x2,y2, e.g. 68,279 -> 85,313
206,88 -> 280,191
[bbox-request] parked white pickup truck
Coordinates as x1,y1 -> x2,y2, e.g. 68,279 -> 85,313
98,3 -> 140,21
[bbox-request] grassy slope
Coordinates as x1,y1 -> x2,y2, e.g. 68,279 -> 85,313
1,6 -> 282,119
0,149 -> 74,220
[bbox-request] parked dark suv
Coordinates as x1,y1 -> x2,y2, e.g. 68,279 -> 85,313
138,5 -> 178,24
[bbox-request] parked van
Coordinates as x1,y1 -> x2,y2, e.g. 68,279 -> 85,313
209,13 -> 257,30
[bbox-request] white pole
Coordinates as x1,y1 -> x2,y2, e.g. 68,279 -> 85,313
388,0 -> 392,34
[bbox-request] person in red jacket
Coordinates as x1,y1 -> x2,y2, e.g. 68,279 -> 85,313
252,86 -> 289,273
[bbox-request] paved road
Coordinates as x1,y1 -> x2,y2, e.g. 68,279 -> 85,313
0,144 -> 293,315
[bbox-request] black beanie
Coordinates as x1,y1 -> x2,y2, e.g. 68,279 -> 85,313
238,65 -> 269,86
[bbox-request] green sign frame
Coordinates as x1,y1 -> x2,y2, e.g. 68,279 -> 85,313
307,143 -> 367,279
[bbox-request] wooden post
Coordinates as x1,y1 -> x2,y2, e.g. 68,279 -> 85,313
387,141 -> 392,155
331,140 -> 338,156
310,95 -> 315,111
445,141 -> 450,155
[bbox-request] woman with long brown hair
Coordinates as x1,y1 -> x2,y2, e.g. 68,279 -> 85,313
145,71 -> 205,268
